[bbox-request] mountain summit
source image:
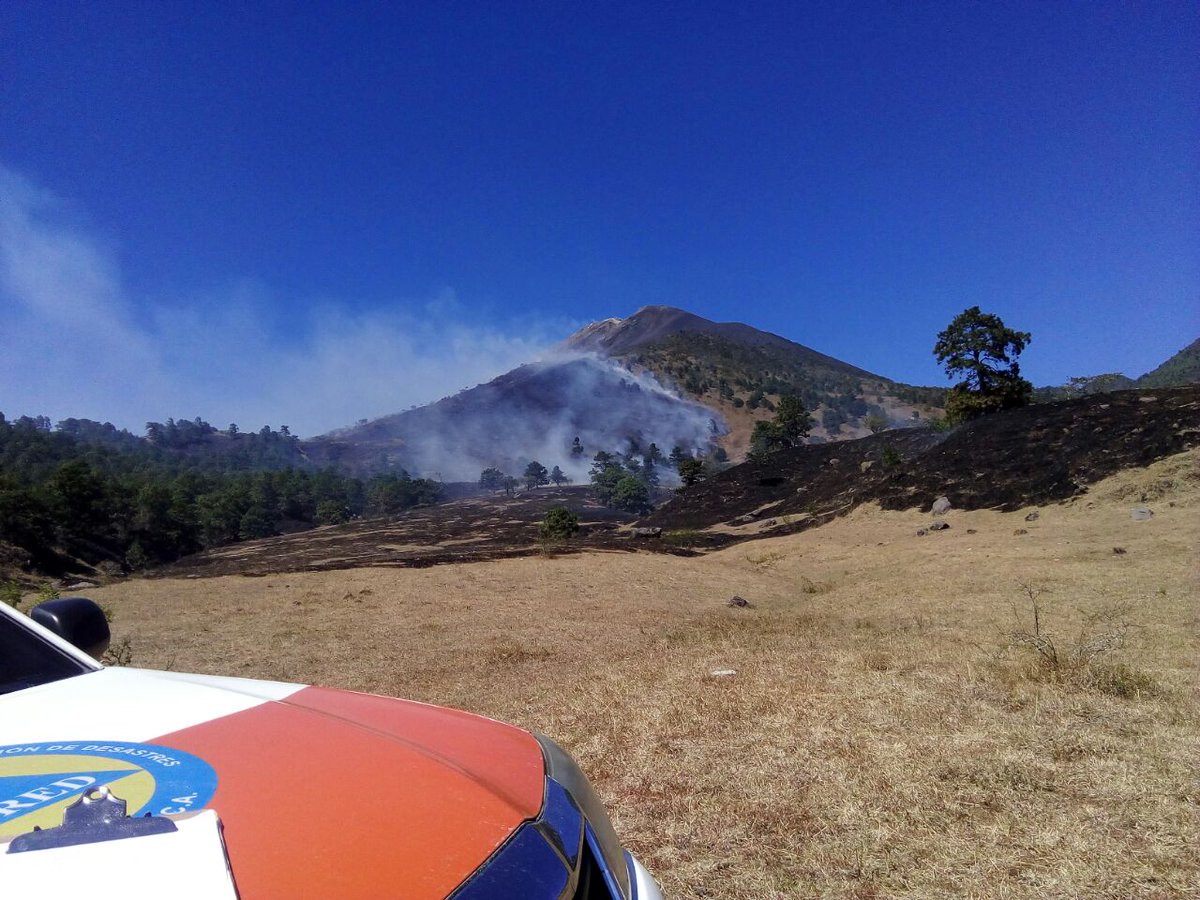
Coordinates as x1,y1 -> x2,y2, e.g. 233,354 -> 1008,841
565,306 -> 867,372
563,306 -> 944,457
310,306 -> 946,478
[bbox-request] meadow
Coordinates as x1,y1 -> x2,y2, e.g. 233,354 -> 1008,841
89,451 -> 1199,898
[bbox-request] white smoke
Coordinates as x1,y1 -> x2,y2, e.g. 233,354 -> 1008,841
322,350 -> 726,481
0,164 -> 558,437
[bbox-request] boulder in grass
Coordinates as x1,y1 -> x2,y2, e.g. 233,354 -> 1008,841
932,496 -> 952,515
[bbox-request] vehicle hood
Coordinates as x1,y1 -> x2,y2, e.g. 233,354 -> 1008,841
0,667 -> 545,899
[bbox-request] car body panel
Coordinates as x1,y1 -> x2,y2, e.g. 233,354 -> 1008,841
1,601 -> 663,898
2,661 -> 545,898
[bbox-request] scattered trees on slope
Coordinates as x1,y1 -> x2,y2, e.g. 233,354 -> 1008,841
589,450 -> 654,514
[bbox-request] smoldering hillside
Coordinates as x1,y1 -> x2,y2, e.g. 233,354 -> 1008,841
305,353 -> 725,480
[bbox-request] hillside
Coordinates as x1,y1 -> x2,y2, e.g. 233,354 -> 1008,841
87,452 -> 1199,897
1137,336 -> 1200,388
305,354 -> 724,481
1032,335 -> 1200,400
645,386 -> 1200,536
146,386 -> 1200,577
308,306 -> 949,479
566,306 -> 946,456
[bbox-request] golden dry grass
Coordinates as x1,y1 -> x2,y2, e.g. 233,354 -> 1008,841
89,451 -> 1199,898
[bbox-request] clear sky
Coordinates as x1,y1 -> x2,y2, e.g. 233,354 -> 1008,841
2,1 -> 1196,436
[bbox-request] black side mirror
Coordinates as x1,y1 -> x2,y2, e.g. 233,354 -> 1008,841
32,597 -> 111,659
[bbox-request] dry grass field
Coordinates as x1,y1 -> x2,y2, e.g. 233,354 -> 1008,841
87,451 -> 1199,898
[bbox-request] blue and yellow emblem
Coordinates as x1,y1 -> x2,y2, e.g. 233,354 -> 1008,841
0,741 -> 217,838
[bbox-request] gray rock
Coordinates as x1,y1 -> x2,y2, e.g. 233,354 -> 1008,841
630,526 -> 663,538
915,528 -> 928,537
932,496 -> 952,515
928,521 -> 951,531
1025,511 -> 1040,522
1130,506 -> 1153,521
727,595 -> 753,608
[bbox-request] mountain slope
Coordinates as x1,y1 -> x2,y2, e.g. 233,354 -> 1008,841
306,354 -> 723,480
567,306 -> 946,456
644,386 -> 1200,537
1137,337 -> 1200,388
310,305 -> 946,477
565,305 -> 868,365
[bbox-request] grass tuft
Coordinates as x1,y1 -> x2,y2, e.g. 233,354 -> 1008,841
799,576 -> 832,594
662,529 -> 704,548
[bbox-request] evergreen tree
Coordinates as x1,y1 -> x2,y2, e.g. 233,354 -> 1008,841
677,458 -> 706,486
934,306 -> 1032,424
612,475 -> 652,514
749,395 -> 811,459
479,467 -> 506,491
524,461 -> 550,490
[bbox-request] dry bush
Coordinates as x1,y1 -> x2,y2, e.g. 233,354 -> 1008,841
747,549 -> 786,568
799,575 -> 832,595
101,636 -> 134,667
999,582 -> 1158,697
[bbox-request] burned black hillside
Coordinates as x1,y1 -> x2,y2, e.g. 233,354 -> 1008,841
644,387 -> 1200,535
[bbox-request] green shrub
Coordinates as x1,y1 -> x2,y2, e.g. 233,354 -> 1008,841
125,541 -> 148,571
662,529 -> 703,548
0,582 -> 24,610
927,416 -> 953,433
539,507 -> 580,541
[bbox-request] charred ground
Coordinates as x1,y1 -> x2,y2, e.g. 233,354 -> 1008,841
152,486 -> 668,578
153,387 -> 1199,578
647,386 -> 1200,538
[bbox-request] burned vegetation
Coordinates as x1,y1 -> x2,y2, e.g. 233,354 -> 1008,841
149,386 -> 1198,577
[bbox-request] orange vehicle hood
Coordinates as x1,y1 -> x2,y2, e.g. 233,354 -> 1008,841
156,685 -> 546,899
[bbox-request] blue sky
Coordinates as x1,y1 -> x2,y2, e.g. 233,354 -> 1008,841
2,2 -> 1196,436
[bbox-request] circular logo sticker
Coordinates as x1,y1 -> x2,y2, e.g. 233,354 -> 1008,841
0,742 -> 217,838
